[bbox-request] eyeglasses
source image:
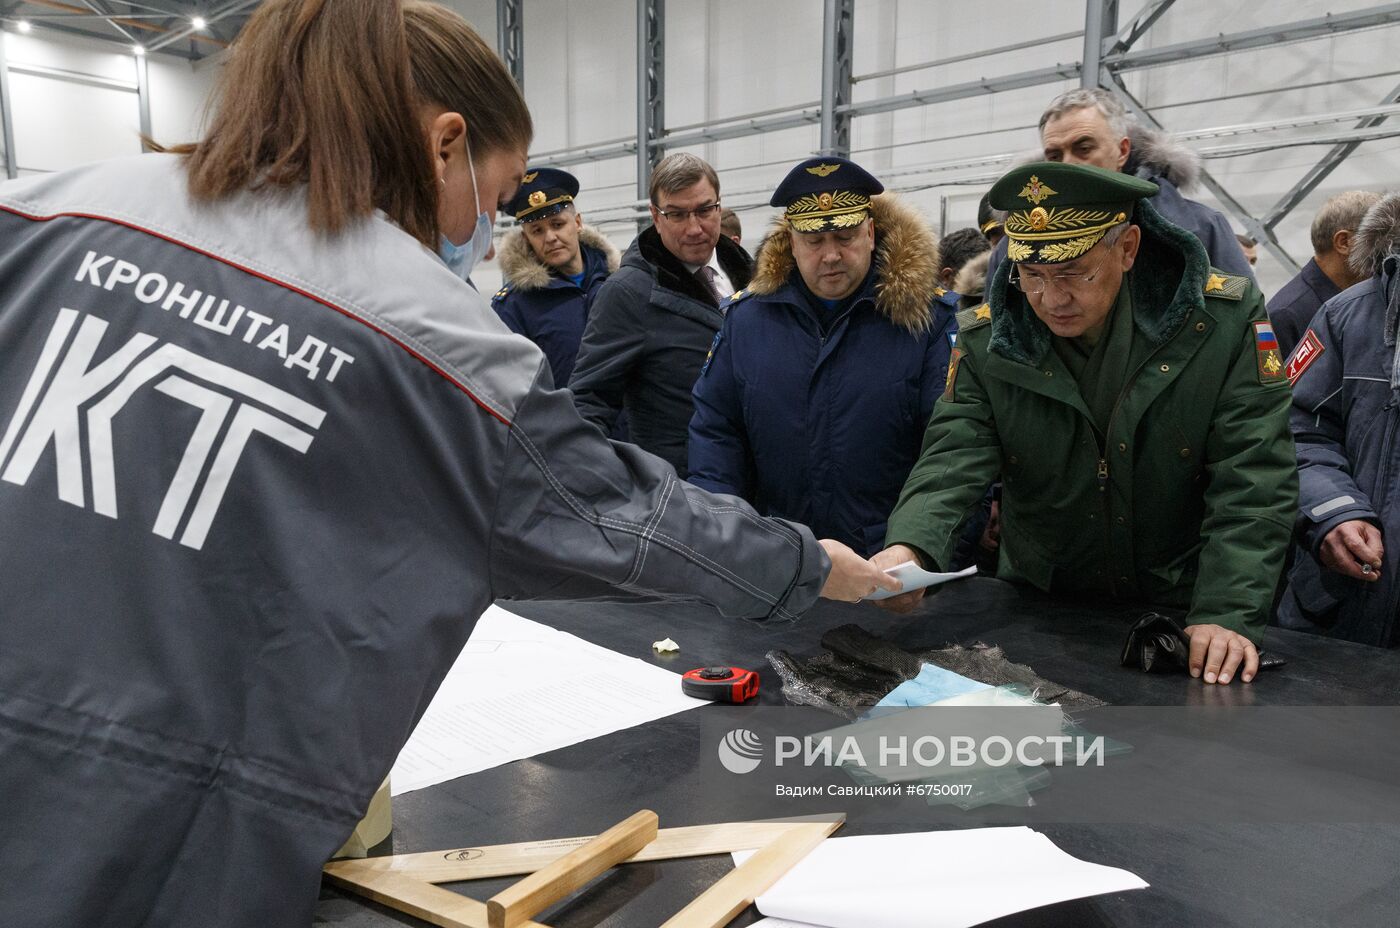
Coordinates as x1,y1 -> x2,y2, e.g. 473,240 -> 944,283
655,201 -> 722,224
1010,248 -> 1112,296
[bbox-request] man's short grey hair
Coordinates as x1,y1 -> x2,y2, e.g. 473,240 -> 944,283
1101,219 -> 1132,249
1312,190 -> 1382,255
1039,88 -> 1133,140
648,152 -> 720,205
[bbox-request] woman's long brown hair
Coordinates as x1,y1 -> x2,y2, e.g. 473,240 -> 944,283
182,0 -> 532,247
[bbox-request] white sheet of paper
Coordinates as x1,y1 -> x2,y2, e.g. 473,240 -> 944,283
733,827 -> 1147,928
865,562 -> 977,601
390,605 -> 706,795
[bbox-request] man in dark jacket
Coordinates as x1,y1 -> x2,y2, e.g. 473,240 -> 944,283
986,88 -> 1253,282
1267,190 -> 1379,358
492,168 -> 621,389
937,227 -> 992,310
569,153 -> 752,476
878,162 -> 1297,686
1279,193 -> 1400,647
689,157 -> 957,556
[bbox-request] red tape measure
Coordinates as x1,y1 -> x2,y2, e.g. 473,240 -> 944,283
681,666 -> 759,703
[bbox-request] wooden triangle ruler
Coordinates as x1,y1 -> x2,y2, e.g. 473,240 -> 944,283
324,810 -> 845,928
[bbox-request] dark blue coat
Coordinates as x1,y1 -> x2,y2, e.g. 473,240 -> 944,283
1267,257 -> 1342,359
689,202 -> 956,555
1279,262 -> 1400,647
492,230 -> 617,389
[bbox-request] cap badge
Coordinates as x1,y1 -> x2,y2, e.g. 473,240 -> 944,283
806,163 -> 840,178
528,191 -> 547,208
1019,175 -> 1057,206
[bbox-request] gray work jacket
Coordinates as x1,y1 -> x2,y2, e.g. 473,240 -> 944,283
0,155 -> 827,927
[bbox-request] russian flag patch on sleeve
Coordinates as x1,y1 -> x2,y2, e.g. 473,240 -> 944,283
1253,321 -> 1286,384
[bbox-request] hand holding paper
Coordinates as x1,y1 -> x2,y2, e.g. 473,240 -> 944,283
864,561 -> 976,601
819,539 -> 904,603
869,545 -> 930,613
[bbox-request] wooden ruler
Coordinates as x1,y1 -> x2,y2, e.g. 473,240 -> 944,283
324,812 -> 844,928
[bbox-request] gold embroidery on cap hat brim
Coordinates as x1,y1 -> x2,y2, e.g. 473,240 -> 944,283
1036,231 -> 1107,263
517,194 -> 574,219
1005,207 -> 1115,235
789,211 -> 869,232
1006,240 -> 1033,262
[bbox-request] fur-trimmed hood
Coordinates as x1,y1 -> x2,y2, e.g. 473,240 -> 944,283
748,194 -> 941,332
1350,192 -> 1400,279
497,223 -> 621,291
1127,125 -> 1201,192
988,198 -> 1210,366
954,250 -> 990,303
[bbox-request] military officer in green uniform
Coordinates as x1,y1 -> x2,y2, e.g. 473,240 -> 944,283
876,162 -> 1296,687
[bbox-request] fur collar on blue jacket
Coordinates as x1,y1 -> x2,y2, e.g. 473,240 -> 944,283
497,223 -> 621,291
747,194 -> 940,333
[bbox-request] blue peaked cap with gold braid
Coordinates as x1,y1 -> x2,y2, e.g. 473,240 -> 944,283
771,156 -> 885,233
988,161 -> 1158,264
504,167 -> 580,223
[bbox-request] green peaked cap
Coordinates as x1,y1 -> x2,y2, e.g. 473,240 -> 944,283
988,161 -> 1158,264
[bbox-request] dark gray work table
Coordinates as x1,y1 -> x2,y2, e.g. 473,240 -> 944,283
316,579 -> 1400,928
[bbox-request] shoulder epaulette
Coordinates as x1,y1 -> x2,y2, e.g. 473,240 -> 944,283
934,286 -> 948,297
491,284 -> 512,305
1202,272 -> 1251,302
956,303 -> 993,331
720,288 -> 754,312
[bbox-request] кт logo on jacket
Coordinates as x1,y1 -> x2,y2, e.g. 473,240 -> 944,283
0,251 -> 355,551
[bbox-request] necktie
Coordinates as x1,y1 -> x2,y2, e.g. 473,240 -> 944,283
695,265 -> 726,307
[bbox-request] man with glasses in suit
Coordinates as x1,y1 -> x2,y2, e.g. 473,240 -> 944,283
570,153 -> 753,477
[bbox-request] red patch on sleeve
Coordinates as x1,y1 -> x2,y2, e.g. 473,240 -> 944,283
1286,330 -> 1325,385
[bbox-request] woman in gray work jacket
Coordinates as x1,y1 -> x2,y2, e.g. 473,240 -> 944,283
0,3 -> 892,926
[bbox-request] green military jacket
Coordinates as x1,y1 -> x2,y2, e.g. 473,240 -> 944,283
886,201 -> 1297,642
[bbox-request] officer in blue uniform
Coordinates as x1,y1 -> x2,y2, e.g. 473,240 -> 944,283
688,156 -> 958,556
492,168 -> 619,389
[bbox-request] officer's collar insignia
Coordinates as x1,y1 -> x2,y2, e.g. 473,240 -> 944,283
806,163 -> 841,178
1019,175 -> 1057,206
522,171 -> 539,183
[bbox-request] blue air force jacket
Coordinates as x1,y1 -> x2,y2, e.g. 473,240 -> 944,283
688,195 -> 957,555
491,224 -> 619,389
0,155 -> 829,928
1279,254 -> 1400,647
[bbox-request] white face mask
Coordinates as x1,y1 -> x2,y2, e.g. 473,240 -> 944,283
438,134 -> 492,283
